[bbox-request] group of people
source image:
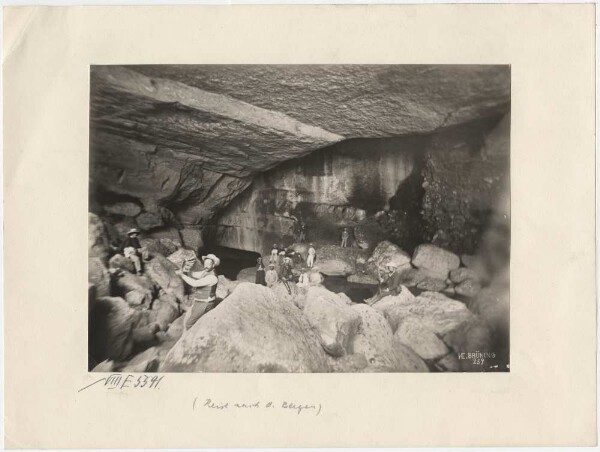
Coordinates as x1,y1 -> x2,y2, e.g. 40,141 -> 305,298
255,243 -> 319,295
115,224 -> 363,331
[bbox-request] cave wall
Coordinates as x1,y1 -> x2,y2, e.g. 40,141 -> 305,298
211,114 -> 509,257
421,114 -> 510,254
211,137 -> 429,255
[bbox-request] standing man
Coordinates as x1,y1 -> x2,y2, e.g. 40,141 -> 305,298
341,228 -> 350,248
306,243 -> 316,269
121,228 -> 144,275
298,221 -> 306,243
265,263 -> 278,288
176,253 -> 220,330
269,244 -> 279,264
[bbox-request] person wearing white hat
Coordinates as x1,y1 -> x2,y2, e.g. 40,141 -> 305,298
176,253 -> 220,330
120,228 -> 144,275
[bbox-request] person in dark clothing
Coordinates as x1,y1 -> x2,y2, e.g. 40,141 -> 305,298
255,257 -> 266,286
366,262 -> 403,305
280,257 -> 294,295
120,228 -> 144,275
298,221 -> 306,243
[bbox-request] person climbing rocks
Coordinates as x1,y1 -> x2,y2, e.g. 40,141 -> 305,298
341,227 -> 350,248
176,253 -> 220,330
307,243 -> 316,268
297,270 -> 310,288
265,263 -> 278,287
120,228 -> 145,275
298,221 -> 306,243
280,257 -> 294,295
255,257 -> 266,286
269,244 -> 279,264
366,262 -> 403,306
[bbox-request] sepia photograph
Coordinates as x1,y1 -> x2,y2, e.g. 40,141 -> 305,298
88,64 -> 510,373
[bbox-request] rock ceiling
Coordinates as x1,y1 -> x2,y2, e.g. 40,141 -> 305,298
90,65 -> 510,225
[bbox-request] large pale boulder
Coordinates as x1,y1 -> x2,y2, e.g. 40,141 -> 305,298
374,290 -> 473,336
411,244 -> 460,279
368,240 -> 412,272
145,254 -> 186,304
88,257 -> 110,298
311,245 -> 368,277
371,286 -> 417,332
89,213 -> 111,264
161,283 -> 329,372
394,317 -> 449,360
351,304 -> 413,369
302,286 -> 361,357
180,228 -> 203,252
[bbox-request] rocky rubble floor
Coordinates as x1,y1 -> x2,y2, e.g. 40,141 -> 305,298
89,213 -> 507,373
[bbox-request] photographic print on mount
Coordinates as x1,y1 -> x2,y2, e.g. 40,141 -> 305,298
88,65 -> 510,373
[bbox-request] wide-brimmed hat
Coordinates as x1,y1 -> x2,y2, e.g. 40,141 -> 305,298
127,228 -> 140,235
268,263 -> 275,268
202,254 -> 221,267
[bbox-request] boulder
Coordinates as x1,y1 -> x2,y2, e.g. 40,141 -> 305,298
371,286 -> 417,332
449,267 -> 481,284
416,277 -> 447,292
460,254 -> 478,268
353,225 -> 371,249
271,281 -> 301,306
302,286 -> 362,357
374,290 -> 473,336
108,254 -> 136,273
215,275 -> 240,300
327,353 -> 369,372
88,257 -> 110,298
113,271 -> 154,295
140,238 -> 181,257
236,267 -> 257,283
165,314 -> 186,341
148,296 -> 181,331
315,259 -> 354,276
390,341 -> 430,372
162,283 -> 329,372
91,360 -> 115,372
167,248 -> 203,273
180,228 -> 203,252
136,212 -> 164,231
347,273 -> 379,285
351,304 -> 404,369
436,353 -> 461,372
368,240 -> 412,272
443,317 -> 496,371
394,317 -> 449,360
395,267 -> 429,287
412,244 -> 460,279
454,279 -> 482,298
103,202 -> 142,217
145,254 -> 186,304
89,213 -> 111,264
89,296 -> 137,362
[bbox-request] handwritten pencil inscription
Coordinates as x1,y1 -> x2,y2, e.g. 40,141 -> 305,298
196,397 -> 322,416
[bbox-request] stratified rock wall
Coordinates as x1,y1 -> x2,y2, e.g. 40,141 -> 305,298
213,137 -> 425,254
